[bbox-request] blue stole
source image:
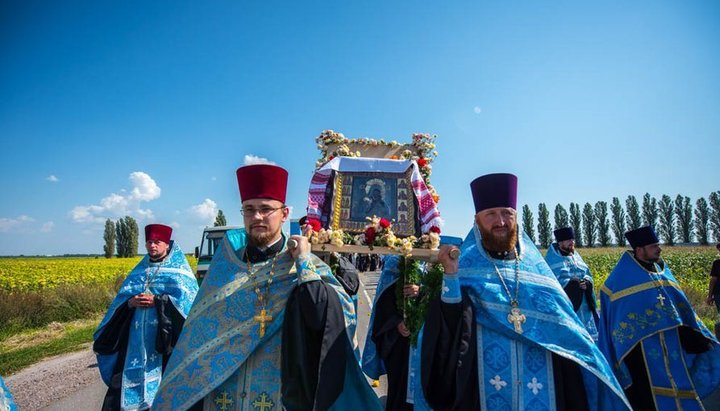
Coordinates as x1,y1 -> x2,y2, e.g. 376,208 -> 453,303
453,226 -> 631,410
598,251 -> 720,408
94,242 -> 198,411
152,230 -> 381,411
0,376 -> 18,411
544,244 -> 599,340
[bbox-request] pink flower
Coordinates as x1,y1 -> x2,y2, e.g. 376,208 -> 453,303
379,218 -> 391,229
429,226 -> 441,234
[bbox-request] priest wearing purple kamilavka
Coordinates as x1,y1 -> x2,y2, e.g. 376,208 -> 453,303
422,173 -> 631,411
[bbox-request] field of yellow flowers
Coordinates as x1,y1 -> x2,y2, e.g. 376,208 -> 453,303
0,256 -> 198,292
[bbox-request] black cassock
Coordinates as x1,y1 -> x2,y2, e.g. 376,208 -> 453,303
420,293 -> 590,411
371,282 -> 413,411
93,294 -> 186,411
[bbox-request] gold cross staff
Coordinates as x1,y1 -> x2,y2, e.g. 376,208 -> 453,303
254,309 -> 273,337
214,391 -> 234,411
252,392 -> 275,411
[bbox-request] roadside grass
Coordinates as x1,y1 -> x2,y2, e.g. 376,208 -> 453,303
0,315 -> 101,375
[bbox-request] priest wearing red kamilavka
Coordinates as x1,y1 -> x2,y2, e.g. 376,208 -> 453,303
153,164 -> 381,411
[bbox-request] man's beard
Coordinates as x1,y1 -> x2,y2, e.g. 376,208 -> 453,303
480,224 -> 518,253
249,226 -> 281,248
559,244 -> 575,254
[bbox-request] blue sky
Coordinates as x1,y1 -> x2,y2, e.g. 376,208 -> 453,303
1,1 -> 719,255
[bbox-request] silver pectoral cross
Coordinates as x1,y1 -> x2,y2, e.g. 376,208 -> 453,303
508,307 -> 526,334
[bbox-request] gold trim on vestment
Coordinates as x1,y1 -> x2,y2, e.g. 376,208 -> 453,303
601,279 -> 680,302
331,172 -> 343,231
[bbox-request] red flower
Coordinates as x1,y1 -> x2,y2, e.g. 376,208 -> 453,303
417,158 -> 428,167
379,218 -> 391,229
429,226 -> 441,234
307,218 -> 322,232
365,227 -> 376,244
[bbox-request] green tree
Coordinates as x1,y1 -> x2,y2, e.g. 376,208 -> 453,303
611,197 -> 626,246
570,203 -> 583,247
642,193 -> 658,228
115,216 -> 139,257
522,204 -> 536,243
695,197 -> 710,245
116,218 -> 127,257
126,216 -> 139,257
553,204 -> 569,231
214,209 -> 227,227
710,191 -> 720,242
658,195 -> 675,245
674,195 -> 693,244
103,219 -> 116,258
625,195 -> 642,231
537,203 -> 552,248
595,201 -> 611,246
582,203 -> 596,247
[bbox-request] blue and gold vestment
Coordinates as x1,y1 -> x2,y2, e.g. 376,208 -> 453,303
152,230 -> 381,411
0,375 -> 18,411
544,243 -> 599,341
598,251 -> 720,410
423,226 -> 631,410
94,242 -> 199,410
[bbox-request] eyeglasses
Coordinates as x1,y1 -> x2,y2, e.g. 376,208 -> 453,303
241,206 -> 286,217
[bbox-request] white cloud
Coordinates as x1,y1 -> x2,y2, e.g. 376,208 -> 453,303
190,198 -> 218,223
70,171 -> 161,224
46,175 -> 59,183
40,221 -> 54,232
473,106 -> 482,114
243,154 -> 276,166
170,221 -> 181,229
0,215 -> 35,233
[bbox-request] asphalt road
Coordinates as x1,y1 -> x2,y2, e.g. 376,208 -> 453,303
6,271 -> 385,410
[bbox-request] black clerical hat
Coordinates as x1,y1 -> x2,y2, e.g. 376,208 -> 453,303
470,173 -> 518,213
554,227 -> 575,242
625,226 -> 659,248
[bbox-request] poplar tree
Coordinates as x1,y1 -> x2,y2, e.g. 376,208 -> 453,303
595,201 -> 611,247
522,204 -> 536,243
710,191 -> 720,242
625,195 -> 642,231
103,219 -> 116,258
537,203 -> 552,248
695,197 -> 710,245
642,193 -> 658,228
116,218 -> 127,257
611,197 -> 626,246
658,195 -> 675,245
582,203 -> 596,247
126,216 -> 139,257
554,204 -> 569,231
674,195 -> 693,244
214,210 -> 227,227
569,203 -> 583,247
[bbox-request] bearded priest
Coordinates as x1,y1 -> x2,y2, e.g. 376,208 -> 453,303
421,173 -> 631,411
152,164 -> 381,411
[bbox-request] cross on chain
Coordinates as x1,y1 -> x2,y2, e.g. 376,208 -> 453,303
253,309 -> 273,338
657,293 -> 666,306
507,307 -> 526,334
214,391 -> 233,411
252,392 -> 274,411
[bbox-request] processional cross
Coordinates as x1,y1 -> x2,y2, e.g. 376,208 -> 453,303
254,309 -> 273,338
507,307 -> 526,334
214,391 -> 234,411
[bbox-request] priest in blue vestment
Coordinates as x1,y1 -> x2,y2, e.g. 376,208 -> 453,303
421,173 -> 631,411
598,225 -> 720,410
544,226 -> 599,341
152,164 -> 381,411
94,224 -> 199,411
